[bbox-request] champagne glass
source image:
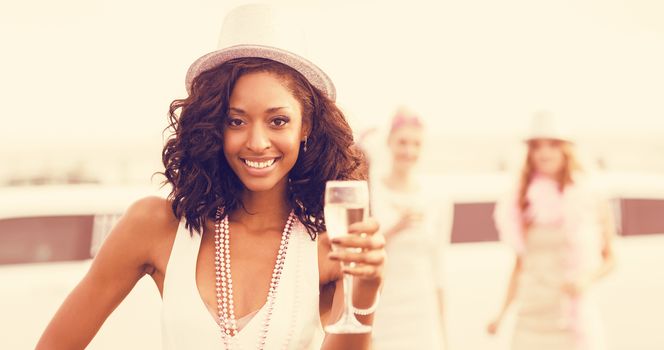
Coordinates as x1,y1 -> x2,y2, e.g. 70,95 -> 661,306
324,180 -> 372,334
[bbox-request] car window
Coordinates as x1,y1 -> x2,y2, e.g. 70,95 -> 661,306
450,198 -> 664,243
619,199 -> 664,236
0,214 -> 121,265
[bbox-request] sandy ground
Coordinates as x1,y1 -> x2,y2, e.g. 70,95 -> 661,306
2,235 -> 662,350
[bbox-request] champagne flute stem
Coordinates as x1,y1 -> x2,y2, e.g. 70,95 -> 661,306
343,265 -> 354,321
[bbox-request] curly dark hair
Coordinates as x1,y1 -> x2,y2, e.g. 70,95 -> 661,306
161,57 -> 366,239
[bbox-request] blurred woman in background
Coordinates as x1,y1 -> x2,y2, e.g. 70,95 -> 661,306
370,108 -> 450,349
488,112 -> 616,350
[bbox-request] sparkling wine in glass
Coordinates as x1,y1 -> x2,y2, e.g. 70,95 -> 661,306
324,180 -> 372,334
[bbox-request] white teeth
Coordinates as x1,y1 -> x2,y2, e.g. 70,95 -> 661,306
243,159 -> 276,169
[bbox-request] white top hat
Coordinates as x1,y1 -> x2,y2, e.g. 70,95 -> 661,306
185,4 -> 336,101
524,110 -> 574,143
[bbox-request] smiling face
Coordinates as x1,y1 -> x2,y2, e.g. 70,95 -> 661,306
528,138 -> 566,176
223,71 -> 308,193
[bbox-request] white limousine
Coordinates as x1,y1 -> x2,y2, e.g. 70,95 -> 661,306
1,174 -> 663,350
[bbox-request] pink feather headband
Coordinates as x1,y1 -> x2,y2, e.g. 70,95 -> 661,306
390,112 -> 423,133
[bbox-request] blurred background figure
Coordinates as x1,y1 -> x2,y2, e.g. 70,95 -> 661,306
488,111 -> 616,350
370,107 -> 451,349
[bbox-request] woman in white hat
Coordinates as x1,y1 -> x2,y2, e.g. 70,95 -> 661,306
369,108 -> 450,350
37,4 -> 384,350
487,112 -> 616,350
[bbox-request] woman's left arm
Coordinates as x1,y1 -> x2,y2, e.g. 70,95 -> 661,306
321,218 -> 385,350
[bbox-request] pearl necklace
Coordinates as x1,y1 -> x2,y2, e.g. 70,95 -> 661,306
214,208 -> 295,349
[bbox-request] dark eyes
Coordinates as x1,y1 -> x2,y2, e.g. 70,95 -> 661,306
227,118 -> 245,127
271,116 -> 290,127
226,116 -> 290,128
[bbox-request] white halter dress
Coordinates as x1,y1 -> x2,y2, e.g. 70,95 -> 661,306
161,219 -> 324,350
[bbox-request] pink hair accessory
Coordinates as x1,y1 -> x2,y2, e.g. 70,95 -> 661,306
390,108 -> 423,132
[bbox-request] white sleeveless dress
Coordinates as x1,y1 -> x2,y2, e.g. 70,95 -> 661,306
370,179 -> 451,349
161,219 -> 325,350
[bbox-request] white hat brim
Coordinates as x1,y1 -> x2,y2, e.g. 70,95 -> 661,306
185,44 -> 336,101
524,134 -> 574,143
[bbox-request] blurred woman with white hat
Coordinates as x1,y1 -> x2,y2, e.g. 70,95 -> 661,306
487,111 -> 616,350
37,4 -> 385,349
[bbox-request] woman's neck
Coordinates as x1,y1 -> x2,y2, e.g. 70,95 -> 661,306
533,171 -> 561,182
232,180 -> 291,231
385,164 -> 414,191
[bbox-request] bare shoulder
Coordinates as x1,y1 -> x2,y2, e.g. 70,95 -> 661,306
123,196 -> 178,230
317,232 -> 341,285
98,196 -> 179,271
112,196 -> 179,246
126,195 -> 179,239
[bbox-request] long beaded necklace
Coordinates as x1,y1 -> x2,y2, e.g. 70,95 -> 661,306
214,208 -> 295,350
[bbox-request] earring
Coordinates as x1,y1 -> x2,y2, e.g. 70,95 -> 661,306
303,136 -> 308,152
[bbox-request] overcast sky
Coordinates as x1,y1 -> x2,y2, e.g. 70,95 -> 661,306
2,0 -> 663,158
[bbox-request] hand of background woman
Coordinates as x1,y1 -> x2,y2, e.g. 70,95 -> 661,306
561,277 -> 591,297
386,209 -> 423,237
486,314 -> 503,335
